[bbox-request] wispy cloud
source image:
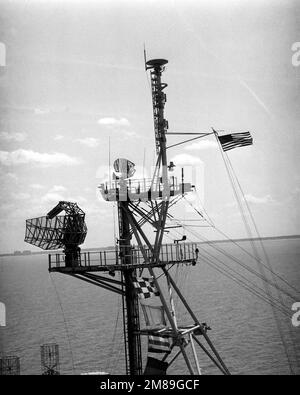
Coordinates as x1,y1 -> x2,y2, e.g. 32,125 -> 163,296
6,172 -> 18,181
34,108 -> 50,115
12,192 -> 31,200
75,137 -> 99,148
0,149 -> 82,167
244,194 -> 275,204
185,140 -> 218,151
0,131 -> 27,142
98,117 -> 130,127
121,130 -> 139,139
54,134 -> 64,141
50,185 -> 67,193
30,183 -> 44,189
97,116 -> 139,139
171,153 -> 203,166
41,192 -> 65,203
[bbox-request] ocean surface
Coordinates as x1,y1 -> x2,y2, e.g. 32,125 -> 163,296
0,238 -> 299,375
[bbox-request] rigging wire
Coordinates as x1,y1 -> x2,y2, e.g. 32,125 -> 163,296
164,222 -> 292,316
106,296 -> 121,373
132,187 -> 298,370
168,213 -> 297,303
154,204 -> 289,312
191,187 -> 215,227
49,274 -> 76,374
184,192 -> 299,299
214,134 -> 296,375
194,244 -> 291,316
151,197 -> 295,320
198,254 -> 291,318
225,152 -> 299,373
211,224 -> 300,297
161,192 -> 298,313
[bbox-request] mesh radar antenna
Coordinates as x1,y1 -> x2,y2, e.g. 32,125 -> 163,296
0,356 -> 20,375
25,201 -> 87,267
41,344 -> 60,375
27,58 -> 230,376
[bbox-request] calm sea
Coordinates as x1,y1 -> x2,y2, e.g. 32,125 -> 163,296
0,238 -> 299,375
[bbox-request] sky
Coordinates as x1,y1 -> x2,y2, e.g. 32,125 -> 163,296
0,0 -> 299,253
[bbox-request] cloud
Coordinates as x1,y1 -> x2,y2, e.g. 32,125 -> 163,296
98,117 -> 130,127
41,192 -> 65,203
121,130 -> 139,139
244,194 -> 275,204
12,192 -> 31,200
185,140 -> 218,151
6,172 -> 18,181
0,149 -> 82,167
30,183 -> 44,189
41,186 -> 68,204
171,153 -> 203,166
97,117 -> 139,139
34,108 -> 50,115
50,185 -> 67,193
0,132 -> 27,142
75,137 -> 99,148
41,191 -> 87,206
54,134 -> 64,141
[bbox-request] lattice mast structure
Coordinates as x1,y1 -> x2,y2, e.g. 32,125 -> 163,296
114,59 -> 175,375
25,58 -> 231,376
99,58 -> 230,375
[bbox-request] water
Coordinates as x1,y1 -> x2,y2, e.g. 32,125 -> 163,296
0,238 -> 299,375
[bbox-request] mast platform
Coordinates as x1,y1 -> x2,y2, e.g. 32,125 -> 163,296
48,242 -> 199,273
99,177 -> 193,202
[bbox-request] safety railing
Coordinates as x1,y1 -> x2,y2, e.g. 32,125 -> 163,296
48,242 -> 199,271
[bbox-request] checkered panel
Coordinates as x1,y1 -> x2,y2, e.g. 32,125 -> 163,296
132,277 -> 160,299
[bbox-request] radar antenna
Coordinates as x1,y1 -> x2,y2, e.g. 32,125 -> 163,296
25,201 -> 87,267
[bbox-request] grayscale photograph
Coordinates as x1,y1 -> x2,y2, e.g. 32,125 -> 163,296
0,0 -> 299,378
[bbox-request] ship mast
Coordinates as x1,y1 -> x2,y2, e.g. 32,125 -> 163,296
118,201 -> 142,375
117,59 -> 170,375
33,57 -> 231,376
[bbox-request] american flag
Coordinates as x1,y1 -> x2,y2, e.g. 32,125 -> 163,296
148,333 -> 171,354
218,131 -> 253,152
132,277 -> 160,299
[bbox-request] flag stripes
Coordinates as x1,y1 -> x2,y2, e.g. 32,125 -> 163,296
148,333 -> 171,354
218,131 -> 253,152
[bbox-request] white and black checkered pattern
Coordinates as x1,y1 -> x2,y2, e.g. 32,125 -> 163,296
132,277 -> 160,299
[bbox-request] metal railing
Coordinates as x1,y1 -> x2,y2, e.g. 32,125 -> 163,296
48,242 -> 199,271
101,176 -> 179,194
